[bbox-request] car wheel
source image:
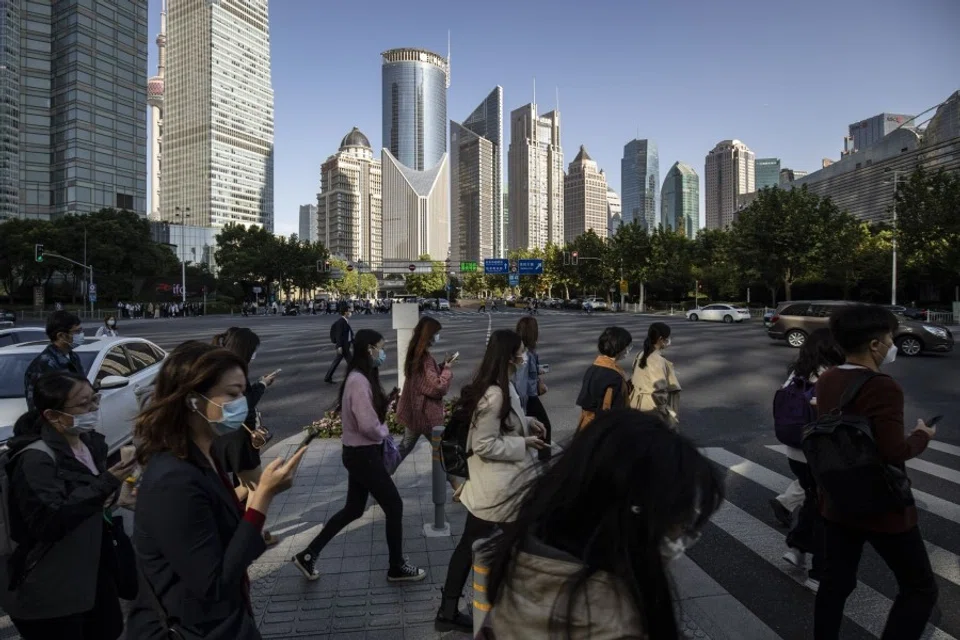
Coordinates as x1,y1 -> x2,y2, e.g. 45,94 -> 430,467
723,315 -> 733,324
895,335 -> 923,357
689,313 -> 699,321
786,330 -> 807,348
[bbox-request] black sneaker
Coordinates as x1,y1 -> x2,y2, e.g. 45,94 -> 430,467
292,550 -> 320,581
387,560 -> 426,583
769,498 -> 792,528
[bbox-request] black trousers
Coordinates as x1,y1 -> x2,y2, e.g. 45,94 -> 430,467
526,395 -> 552,462
814,521 -> 937,639
304,444 -> 404,567
324,346 -> 351,382
442,512 -> 500,600
785,459 -> 824,577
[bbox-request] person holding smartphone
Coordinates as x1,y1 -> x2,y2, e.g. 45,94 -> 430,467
514,316 -> 552,461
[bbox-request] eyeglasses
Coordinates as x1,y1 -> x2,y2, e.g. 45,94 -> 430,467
243,412 -> 272,450
64,393 -> 101,411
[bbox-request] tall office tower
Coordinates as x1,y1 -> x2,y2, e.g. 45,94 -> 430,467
755,157 -> 781,190
621,139 -> 659,231
848,113 -> 915,153
508,103 -> 563,250
381,47 -> 450,260
661,161 -> 700,238
298,203 -> 318,243
606,186 -> 621,237
162,0 -> 275,231
563,146 -> 608,242
317,128 -> 382,267
450,86 -> 503,264
0,0 -> 148,221
147,0 -> 167,219
705,140 -> 755,229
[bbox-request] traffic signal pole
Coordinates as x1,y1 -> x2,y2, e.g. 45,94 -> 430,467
42,251 -> 94,317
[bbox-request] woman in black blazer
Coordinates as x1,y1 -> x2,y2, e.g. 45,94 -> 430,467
127,341 -> 304,640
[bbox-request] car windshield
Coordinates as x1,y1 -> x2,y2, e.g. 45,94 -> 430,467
0,352 -> 98,399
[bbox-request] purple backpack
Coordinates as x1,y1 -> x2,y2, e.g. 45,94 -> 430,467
773,376 -> 816,448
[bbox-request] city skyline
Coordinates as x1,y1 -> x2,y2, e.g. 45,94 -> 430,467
143,0 -> 958,238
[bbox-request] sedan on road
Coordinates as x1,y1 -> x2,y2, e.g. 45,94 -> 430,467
0,336 -> 167,452
0,327 -> 47,347
687,304 -> 752,323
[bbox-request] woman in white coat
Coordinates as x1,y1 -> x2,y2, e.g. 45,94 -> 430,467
435,329 -> 546,633
629,322 -> 682,430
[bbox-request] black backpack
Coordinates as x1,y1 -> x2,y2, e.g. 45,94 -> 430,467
440,400 -> 473,479
773,376 -> 817,448
801,371 -> 914,518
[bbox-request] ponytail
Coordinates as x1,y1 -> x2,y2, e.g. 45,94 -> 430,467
638,337 -> 654,369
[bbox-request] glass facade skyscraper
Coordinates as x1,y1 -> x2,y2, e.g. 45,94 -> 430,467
755,157 -> 781,190
621,139 -> 659,231
661,161 -> 700,238
382,48 -> 449,172
0,0 -> 148,221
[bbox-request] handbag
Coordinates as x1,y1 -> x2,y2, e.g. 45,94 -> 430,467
104,514 -> 138,600
137,562 -> 189,639
382,436 -> 402,476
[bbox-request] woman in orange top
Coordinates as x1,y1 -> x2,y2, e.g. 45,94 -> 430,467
575,326 -> 633,430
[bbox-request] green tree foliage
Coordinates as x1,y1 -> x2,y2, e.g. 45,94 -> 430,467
325,258 -> 377,297
404,255 -> 448,297
895,167 -> 960,279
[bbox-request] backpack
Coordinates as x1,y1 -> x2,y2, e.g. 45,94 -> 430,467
773,376 -> 816,447
439,401 -> 474,479
0,441 -> 56,556
801,371 -> 914,518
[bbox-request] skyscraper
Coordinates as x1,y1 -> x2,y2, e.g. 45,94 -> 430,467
298,203 -> 318,243
317,128 -> 382,267
621,139 -> 659,231
705,140 -> 755,229
381,48 -> 450,260
162,0 -> 275,231
606,186 -> 622,237
755,157 -> 781,190
848,113 -> 915,153
661,162 -> 700,238
563,146 -> 608,242
0,0 -> 148,221
147,0 -> 168,219
451,86 -> 503,264
508,103 -> 563,250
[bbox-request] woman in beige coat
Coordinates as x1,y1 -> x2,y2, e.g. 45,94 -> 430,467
629,322 -> 682,430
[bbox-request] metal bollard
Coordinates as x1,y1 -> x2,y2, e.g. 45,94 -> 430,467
472,538 -> 492,636
422,425 -> 451,537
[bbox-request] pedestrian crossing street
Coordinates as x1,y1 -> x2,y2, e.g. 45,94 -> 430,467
690,439 -> 960,640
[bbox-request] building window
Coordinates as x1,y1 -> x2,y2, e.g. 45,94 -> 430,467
116,193 -> 134,210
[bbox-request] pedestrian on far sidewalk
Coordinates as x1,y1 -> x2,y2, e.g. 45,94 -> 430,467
96,314 -> 119,338
324,303 -> 353,384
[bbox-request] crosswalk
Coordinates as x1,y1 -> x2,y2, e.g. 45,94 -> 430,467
690,439 -> 960,639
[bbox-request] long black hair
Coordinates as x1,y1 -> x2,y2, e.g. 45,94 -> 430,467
338,328 -> 388,423
14,371 -> 91,437
458,329 -> 522,429
789,327 -> 845,380
638,322 -> 671,369
213,327 -> 261,364
484,409 -> 724,639
404,316 -> 442,379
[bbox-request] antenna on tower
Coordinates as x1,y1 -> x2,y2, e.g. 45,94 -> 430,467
532,77 -> 536,107
555,86 -> 559,113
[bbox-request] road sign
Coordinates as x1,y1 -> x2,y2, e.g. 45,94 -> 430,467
518,259 -> 543,276
88,283 -> 97,295
252,286 -> 262,294
89,293 -> 97,303
508,274 -> 519,287
346,264 -> 355,272
483,258 -> 509,274
509,259 -> 518,274
620,280 -> 628,294
459,261 -> 477,272
407,264 -> 417,272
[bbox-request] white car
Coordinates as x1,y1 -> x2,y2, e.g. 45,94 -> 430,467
686,304 -> 752,323
0,336 -> 167,453
0,327 -> 47,347
437,298 -> 451,310
583,298 -> 608,311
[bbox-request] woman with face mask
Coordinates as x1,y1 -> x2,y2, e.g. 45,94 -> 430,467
434,329 -> 547,633
0,372 -> 136,639
629,322 -> 682,430
292,329 -> 426,584
575,326 -> 633,430
95,315 -> 119,338
475,409 -> 723,639
127,341 -> 305,640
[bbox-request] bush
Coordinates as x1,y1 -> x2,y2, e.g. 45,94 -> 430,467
303,397 -> 458,439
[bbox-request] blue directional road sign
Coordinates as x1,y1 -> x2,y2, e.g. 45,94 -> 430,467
518,259 -> 544,276
508,274 -> 520,287
483,258 -> 509,274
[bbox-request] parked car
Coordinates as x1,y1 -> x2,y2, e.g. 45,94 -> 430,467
884,305 -> 927,321
0,327 -> 47,347
582,298 -> 608,311
0,336 -> 167,452
767,300 -> 954,355
0,309 -> 15,325
686,304 -> 751,323
437,298 -> 451,310
763,309 -> 776,328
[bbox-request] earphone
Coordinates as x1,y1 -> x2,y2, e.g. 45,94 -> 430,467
189,397 -> 199,411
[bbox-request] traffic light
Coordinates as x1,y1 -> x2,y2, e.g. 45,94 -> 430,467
571,251 -> 579,266
35,243 -> 44,262
562,252 -> 569,266
317,260 -> 331,273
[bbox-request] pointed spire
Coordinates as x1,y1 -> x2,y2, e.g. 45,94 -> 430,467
555,86 -> 560,113
157,0 -> 168,77
573,145 -> 592,163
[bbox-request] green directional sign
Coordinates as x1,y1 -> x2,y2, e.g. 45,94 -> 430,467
459,261 -> 478,272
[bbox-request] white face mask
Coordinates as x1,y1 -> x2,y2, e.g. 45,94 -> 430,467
107,319 -> 116,327
58,409 -> 101,436
70,331 -> 84,348
662,338 -> 671,349
250,351 -> 257,361
431,333 -> 440,346
660,532 -> 700,562
881,343 -> 897,366
514,352 -> 528,369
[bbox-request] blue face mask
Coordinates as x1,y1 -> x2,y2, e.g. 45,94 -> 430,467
372,349 -> 386,368
198,394 -> 248,431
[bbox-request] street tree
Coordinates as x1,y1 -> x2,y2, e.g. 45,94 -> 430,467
895,167 -> 960,281
403,255 -> 448,297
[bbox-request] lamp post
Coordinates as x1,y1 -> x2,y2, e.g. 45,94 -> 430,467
883,169 -> 904,306
174,206 -> 191,303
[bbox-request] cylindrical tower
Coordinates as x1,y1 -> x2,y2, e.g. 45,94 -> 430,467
381,48 -> 449,171
147,0 -> 166,217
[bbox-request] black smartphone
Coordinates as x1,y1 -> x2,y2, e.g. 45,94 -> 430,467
297,430 -> 319,452
927,415 -> 943,427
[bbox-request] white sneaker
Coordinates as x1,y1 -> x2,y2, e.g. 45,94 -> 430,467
782,548 -> 807,568
804,578 -> 820,593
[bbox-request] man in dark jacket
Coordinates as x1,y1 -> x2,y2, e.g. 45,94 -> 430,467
324,303 -> 353,384
23,311 -> 85,411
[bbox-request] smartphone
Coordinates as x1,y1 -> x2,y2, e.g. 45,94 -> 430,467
927,415 -> 943,428
448,352 -> 460,363
269,368 -> 282,377
297,430 -> 319,452
539,363 -> 550,374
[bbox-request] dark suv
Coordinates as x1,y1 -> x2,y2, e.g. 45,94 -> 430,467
767,300 -> 954,356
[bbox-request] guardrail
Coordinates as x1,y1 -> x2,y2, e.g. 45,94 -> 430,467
927,311 -> 957,325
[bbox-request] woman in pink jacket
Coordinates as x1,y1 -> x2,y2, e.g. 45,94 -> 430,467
396,317 -> 456,465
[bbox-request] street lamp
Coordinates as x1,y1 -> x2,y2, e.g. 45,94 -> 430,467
174,206 -> 192,303
883,169 -> 905,306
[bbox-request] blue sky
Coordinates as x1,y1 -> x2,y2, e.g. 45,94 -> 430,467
147,0 -> 959,237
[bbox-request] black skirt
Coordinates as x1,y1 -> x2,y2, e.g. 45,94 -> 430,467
211,427 -> 261,479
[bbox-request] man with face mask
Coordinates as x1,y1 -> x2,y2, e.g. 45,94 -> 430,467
23,311 -> 86,412
811,304 -> 938,639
